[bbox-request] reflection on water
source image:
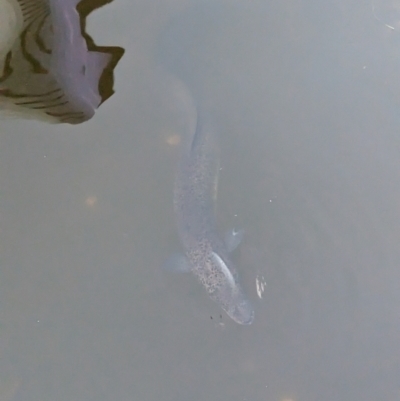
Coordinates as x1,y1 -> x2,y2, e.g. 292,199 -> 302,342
372,0 -> 400,30
0,0 -> 124,124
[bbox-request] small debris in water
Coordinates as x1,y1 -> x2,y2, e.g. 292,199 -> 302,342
256,275 -> 267,299
166,134 -> 181,146
85,196 -> 98,208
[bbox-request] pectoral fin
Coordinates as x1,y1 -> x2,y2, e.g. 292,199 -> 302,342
224,229 -> 244,253
162,253 -> 192,272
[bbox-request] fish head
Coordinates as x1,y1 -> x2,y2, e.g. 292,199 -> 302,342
210,252 -> 254,325
223,292 -> 254,325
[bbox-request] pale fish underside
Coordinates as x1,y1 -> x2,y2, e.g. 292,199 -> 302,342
0,0 -> 124,124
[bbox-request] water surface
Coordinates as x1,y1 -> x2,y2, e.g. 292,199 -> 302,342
0,1 -> 399,400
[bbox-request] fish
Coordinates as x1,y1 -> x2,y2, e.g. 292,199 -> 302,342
0,0 -> 124,124
164,102 -> 254,325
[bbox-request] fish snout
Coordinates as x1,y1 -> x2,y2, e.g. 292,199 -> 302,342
227,298 -> 254,325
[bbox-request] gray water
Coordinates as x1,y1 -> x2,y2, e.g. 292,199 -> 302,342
0,0 -> 400,400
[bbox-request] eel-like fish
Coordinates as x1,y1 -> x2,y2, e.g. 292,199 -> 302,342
165,96 -> 254,325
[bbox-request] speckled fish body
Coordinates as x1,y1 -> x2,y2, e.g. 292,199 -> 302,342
172,111 -> 254,325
